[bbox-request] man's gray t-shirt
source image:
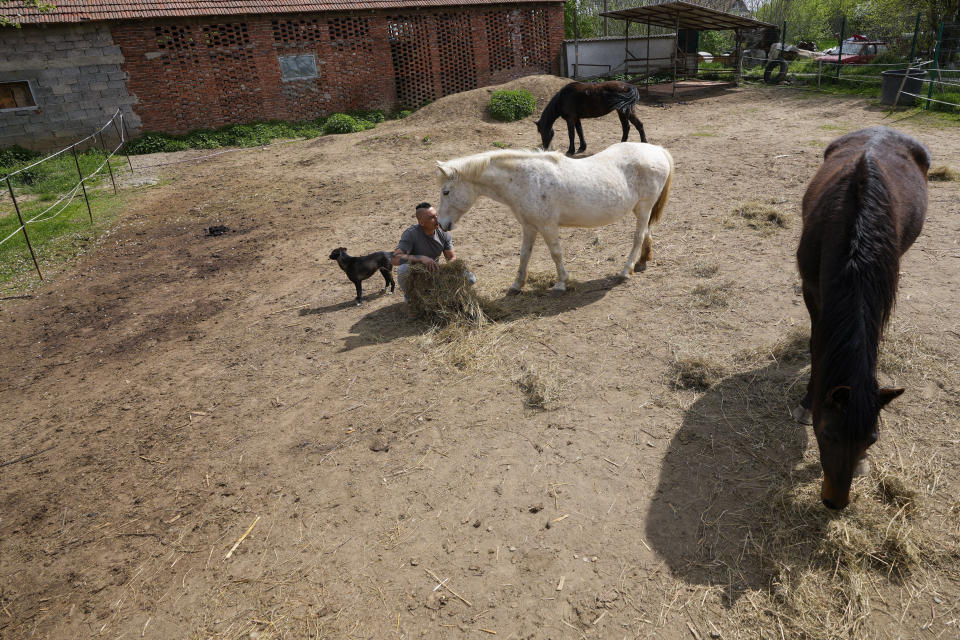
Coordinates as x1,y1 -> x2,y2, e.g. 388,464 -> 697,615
396,224 -> 453,260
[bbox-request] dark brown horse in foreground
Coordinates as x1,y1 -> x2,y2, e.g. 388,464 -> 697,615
795,126 -> 929,510
535,81 -> 646,156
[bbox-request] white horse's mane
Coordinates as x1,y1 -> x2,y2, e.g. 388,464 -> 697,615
438,148 -> 564,183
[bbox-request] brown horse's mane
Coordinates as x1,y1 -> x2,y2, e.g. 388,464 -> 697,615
816,148 -> 900,438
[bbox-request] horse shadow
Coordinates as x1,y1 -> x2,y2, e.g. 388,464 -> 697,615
490,275 -> 620,320
645,357 -> 839,604
333,275 -> 620,351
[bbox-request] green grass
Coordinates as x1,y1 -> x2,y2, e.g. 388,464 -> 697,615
1,188 -> 127,289
1,148 -> 123,195
741,58 -> 960,113
1,147 -> 129,288
123,109 -> 408,155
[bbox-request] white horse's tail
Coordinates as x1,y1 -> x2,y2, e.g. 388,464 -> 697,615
649,147 -> 674,225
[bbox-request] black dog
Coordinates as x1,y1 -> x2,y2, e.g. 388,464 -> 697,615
329,247 -> 395,305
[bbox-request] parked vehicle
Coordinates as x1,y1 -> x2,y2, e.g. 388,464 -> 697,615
817,39 -> 889,64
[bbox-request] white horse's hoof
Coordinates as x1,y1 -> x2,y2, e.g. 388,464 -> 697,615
507,286 -> 523,296
551,283 -> 567,293
619,269 -> 632,280
791,405 -> 812,425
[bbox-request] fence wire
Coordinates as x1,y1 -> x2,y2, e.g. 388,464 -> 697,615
1,109 -> 132,281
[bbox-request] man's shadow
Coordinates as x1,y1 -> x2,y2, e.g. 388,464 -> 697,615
645,354 -> 836,604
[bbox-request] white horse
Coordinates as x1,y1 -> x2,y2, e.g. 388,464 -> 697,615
436,142 -> 674,293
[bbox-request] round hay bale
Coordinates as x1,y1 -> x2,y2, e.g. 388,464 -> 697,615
405,260 -> 497,327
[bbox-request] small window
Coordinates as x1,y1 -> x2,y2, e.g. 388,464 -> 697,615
278,54 -> 317,80
0,81 -> 37,111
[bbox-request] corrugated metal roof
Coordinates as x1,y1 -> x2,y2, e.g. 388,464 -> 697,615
600,1 -> 774,30
3,0 -> 560,25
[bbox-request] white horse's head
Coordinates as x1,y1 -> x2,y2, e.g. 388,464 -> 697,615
436,161 -> 480,231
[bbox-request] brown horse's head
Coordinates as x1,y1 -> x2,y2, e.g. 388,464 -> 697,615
535,119 -> 554,150
814,385 -> 903,509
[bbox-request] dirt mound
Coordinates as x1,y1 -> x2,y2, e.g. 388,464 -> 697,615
404,74 -> 569,127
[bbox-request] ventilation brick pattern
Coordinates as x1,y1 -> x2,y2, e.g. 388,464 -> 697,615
436,13 -> 477,96
110,5 -> 562,134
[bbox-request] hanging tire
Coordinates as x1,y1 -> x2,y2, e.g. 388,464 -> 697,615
764,59 -> 788,84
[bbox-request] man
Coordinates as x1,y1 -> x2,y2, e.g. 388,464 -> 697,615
392,202 -> 473,301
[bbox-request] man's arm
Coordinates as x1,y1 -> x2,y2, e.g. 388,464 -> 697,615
443,249 -> 455,262
393,249 -> 439,272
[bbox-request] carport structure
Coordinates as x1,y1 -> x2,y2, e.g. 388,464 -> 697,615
600,0 -> 776,97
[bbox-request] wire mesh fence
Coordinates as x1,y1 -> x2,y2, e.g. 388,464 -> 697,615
0,109 -> 133,283
565,0 -> 960,110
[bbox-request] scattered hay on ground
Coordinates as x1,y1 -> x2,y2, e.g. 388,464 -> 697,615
691,280 -> 734,308
405,260 -> 503,327
668,354 -> 726,391
738,324 -> 809,364
928,165 -> 959,181
728,201 -> 791,233
692,260 -> 719,278
417,320 -> 523,372
516,362 -> 562,409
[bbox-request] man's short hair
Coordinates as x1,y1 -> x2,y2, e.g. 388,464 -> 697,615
415,202 -> 433,212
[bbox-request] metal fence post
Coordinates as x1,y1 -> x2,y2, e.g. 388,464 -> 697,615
6,177 -> 42,281
892,12 -> 923,109
836,16 -> 845,81
114,113 -> 135,173
72,144 -> 94,225
926,21 -> 944,109
98,132 -> 118,195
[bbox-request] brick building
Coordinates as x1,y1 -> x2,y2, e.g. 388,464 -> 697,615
0,0 -> 564,150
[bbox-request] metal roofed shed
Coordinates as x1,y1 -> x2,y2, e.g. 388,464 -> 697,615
599,0 -> 777,97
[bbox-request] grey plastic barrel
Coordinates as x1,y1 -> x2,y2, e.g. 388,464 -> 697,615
880,68 -> 927,106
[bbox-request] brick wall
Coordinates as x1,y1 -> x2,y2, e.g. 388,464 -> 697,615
112,4 -> 564,134
0,24 -> 141,150
0,3 -> 562,147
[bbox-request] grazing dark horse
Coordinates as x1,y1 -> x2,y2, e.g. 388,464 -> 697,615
535,81 -> 646,156
794,126 -> 929,510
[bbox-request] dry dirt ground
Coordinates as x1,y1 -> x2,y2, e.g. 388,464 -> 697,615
2,76 -> 960,640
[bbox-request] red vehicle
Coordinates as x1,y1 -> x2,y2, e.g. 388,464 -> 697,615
816,38 -> 889,64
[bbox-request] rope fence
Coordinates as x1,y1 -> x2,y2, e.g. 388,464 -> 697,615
1,109 -> 134,282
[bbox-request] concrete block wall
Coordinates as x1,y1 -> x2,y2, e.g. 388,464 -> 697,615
0,24 -> 141,151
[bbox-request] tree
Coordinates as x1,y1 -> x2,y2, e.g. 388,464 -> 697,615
1,0 -> 55,28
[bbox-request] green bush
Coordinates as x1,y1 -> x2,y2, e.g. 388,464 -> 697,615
323,113 -> 363,134
0,145 -> 38,167
349,109 -> 386,123
488,90 -> 536,122
393,109 -> 412,119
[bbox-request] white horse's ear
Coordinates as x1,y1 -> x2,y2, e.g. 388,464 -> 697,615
436,162 -> 453,179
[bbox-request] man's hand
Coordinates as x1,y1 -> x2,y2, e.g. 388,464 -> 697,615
420,256 -> 439,273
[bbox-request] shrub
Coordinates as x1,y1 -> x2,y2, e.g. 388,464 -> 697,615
323,113 -> 362,134
349,109 -> 385,123
488,89 -> 536,122
0,145 -> 38,167
393,109 -> 412,119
